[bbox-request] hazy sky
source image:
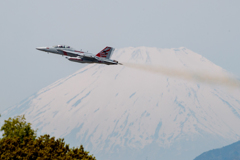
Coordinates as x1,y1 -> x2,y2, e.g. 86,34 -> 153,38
0,0 -> 239,112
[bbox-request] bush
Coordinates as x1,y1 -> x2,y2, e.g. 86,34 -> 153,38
0,115 -> 96,160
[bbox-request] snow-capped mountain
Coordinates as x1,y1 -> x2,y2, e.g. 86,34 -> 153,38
1,47 -> 240,160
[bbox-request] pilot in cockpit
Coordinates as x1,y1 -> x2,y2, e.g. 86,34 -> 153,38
53,45 -> 71,49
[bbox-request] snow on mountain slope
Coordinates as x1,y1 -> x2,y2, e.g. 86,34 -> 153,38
1,47 -> 240,160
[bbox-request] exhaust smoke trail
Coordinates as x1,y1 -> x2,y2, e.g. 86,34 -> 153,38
123,63 -> 240,88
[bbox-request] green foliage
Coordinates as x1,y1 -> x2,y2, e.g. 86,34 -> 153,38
0,115 -> 96,159
0,115 -> 37,142
0,135 -> 96,160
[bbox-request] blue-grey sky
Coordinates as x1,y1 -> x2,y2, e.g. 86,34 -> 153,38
0,0 -> 239,112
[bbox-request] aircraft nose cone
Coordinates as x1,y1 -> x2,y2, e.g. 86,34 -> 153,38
36,47 -> 47,51
36,47 -> 43,51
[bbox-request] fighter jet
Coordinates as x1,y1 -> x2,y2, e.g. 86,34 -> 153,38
36,45 -> 122,65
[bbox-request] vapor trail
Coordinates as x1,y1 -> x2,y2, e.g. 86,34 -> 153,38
123,63 -> 240,88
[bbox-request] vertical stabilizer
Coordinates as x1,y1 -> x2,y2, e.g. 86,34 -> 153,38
96,46 -> 115,59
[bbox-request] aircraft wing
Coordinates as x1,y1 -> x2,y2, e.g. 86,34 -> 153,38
58,49 -> 117,63
58,49 -> 97,60
57,49 -> 84,57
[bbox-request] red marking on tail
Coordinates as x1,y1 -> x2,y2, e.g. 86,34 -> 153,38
96,47 -> 111,58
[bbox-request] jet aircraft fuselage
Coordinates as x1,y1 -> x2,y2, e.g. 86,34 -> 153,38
36,45 -> 121,65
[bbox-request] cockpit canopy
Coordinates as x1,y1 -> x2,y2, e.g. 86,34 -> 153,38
53,45 -> 71,49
